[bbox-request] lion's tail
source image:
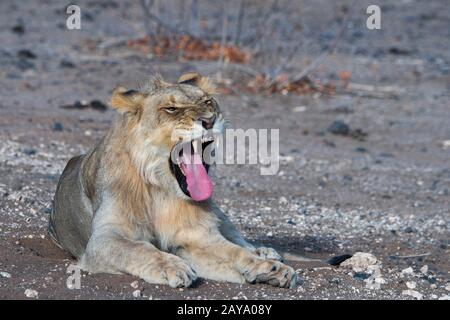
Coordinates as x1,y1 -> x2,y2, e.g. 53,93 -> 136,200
281,252 -> 353,266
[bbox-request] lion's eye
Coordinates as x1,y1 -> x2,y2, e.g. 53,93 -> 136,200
165,107 -> 177,114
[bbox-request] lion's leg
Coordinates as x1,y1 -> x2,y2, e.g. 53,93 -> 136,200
80,229 -> 197,288
176,233 -> 297,288
213,206 -> 282,261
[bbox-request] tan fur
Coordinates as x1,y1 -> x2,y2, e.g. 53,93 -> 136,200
49,73 -> 297,288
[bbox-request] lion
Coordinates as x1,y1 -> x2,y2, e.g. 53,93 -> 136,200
49,73 -> 297,288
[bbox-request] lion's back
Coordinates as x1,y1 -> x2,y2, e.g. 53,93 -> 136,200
49,155 -> 93,259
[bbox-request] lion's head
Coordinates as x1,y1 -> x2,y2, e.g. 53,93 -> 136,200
110,73 -> 225,201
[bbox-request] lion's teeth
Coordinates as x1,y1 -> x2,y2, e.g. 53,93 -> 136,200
192,139 -> 200,153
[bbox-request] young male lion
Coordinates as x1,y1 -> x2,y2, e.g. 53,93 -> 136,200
49,73 -> 297,288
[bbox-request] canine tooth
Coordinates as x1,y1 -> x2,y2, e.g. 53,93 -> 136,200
192,139 -> 200,153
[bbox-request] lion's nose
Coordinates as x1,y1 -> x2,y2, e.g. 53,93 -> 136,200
199,115 -> 216,130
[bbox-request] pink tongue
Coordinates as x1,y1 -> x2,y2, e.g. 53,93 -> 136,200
181,153 -> 213,201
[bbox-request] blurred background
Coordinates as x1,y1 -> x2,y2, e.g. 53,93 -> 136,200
0,0 -> 449,299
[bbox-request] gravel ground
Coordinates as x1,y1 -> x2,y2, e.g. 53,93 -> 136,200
0,0 -> 449,300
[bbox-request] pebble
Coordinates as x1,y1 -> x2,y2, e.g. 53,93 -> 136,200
402,289 -> 423,300
401,267 -> 414,274
438,295 -> 450,300
406,281 -> 416,289
132,290 -> 141,298
24,289 -> 39,298
0,271 -> 11,278
52,122 -> 63,131
266,231 -> 274,238
445,283 -> 450,291
130,281 -> 139,289
420,265 -> 428,274
328,120 -> 350,136
440,140 -> 450,150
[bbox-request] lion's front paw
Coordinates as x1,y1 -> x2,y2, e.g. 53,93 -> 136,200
242,259 -> 297,289
162,256 -> 197,288
254,247 -> 282,261
142,255 -> 197,288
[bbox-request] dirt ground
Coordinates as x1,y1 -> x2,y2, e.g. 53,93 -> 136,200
0,0 -> 449,300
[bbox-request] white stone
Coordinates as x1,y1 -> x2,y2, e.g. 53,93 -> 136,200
445,283 -> 450,292
340,252 -> 377,272
24,289 -> 39,298
278,196 -> 288,205
402,289 -> 423,300
420,265 -> 428,274
406,281 -> 416,289
0,271 -> 11,278
293,106 -> 307,113
438,295 -> 450,300
130,281 -> 139,289
440,140 -> 450,150
401,267 -> 414,274
132,290 -> 141,298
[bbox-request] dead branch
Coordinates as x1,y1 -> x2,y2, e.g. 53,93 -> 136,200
338,82 -> 404,100
233,0 -> 247,46
278,1 -> 355,87
140,0 -> 193,37
389,253 -> 431,259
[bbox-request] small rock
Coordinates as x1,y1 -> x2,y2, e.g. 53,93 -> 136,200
340,252 -> 377,272
130,281 -> 139,289
401,267 -> 414,274
440,140 -> 450,150
406,281 -> 416,289
23,148 -> 37,155
266,231 -> 274,238
403,226 -> 416,233
353,272 -> 371,281
437,219 -> 446,226
17,49 -> 36,60
286,219 -> 296,225
374,277 -> 386,284
11,24 -> 25,35
52,122 -> 63,131
327,120 -> 350,136
0,271 -> 11,278
24,289 -> 39,298
445,283 -> 450,291
60,59 -> 75,68
438,295 -> 450,300
132,290 -> 141,298
355,146 -> 368,153
389,47 -> 411,55
279,196 -> 288,205
402,289 -> 423,300
420,265 -> 428,274
89,100 -> 108,112
329,278 -> 340,284
293,106 -> 306,112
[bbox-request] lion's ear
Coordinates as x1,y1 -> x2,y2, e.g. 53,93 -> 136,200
110,87 -> 145,114
178,72 -> 216,94
178,72 -> 201,85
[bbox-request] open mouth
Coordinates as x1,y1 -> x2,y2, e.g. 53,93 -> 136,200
169,136 -> 215,201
